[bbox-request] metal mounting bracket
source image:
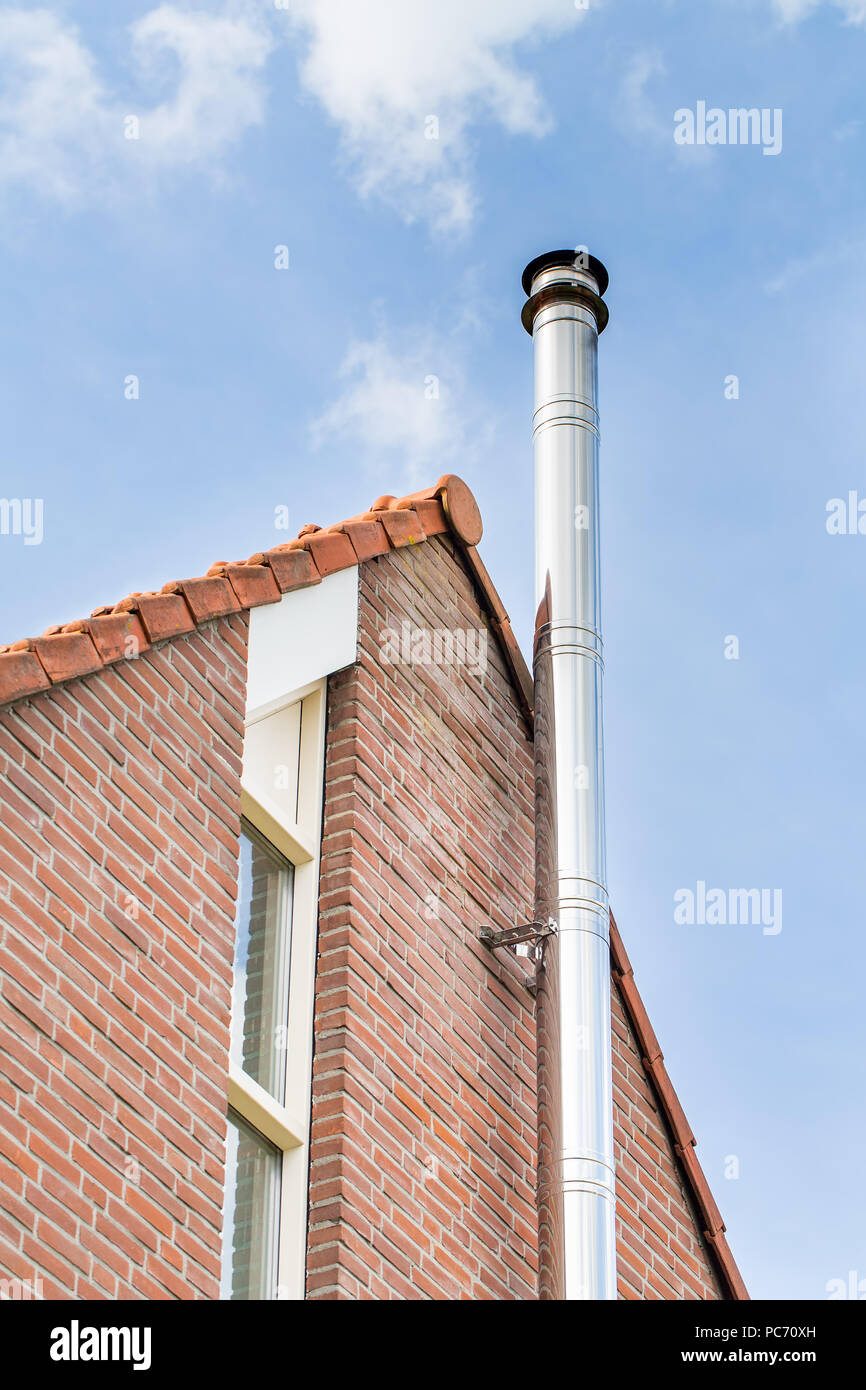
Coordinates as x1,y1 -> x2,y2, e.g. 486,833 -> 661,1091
479,918 -> 557,952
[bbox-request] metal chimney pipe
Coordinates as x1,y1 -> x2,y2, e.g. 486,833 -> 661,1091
521,248 -> 616,1300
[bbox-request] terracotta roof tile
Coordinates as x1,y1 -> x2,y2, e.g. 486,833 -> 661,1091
459,543 -> 533,727
294,528 -> 359,577
0,647 -> 50,701
398,478 -> 482,546
676,1140 -> 724,1237
377,507 -> 424,549
304,530 -> 358,575
129,593 -> 196,644
220,563 -> 282,610
617,971 -> 663,1069
338,519 -> 391,563
706,1231 -> 750,1301
177,576 -> 242,625
438,479 -> 483,546
87,612 -> 151,665
32,632 -> 102,685
409,498 -> 449,537
257,546 -> 321,593
0,474 -> 520,715
610,911 -> 749,1300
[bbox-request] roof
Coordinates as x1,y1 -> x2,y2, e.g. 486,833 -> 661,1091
610,914 -> 749,1301
0,474 -> 533,725
0,470 -> 747,1299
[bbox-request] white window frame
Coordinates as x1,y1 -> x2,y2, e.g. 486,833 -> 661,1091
226,677 -> 326,1301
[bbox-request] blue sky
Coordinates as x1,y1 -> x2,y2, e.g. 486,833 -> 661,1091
2,0 -> 865,1300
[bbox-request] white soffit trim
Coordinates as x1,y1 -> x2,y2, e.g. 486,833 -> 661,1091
245,565 -> 359,720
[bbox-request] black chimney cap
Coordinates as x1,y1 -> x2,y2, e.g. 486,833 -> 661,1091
521,249 -> 609,298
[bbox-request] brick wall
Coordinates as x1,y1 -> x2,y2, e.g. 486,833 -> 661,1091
0,614 -> 247,1299
308,536 -> 539,1299
612,984 -> 722,1300
0,532 -> 728,1302
308,535 -> 726,1301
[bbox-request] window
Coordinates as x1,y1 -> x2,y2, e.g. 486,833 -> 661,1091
230,823 -> 293,1103
220,685 -> 326,1301
220,1109 -> 282,1300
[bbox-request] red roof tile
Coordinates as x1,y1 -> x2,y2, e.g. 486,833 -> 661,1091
610,912 -> 749,1300
0,475 -> 533,728
176,576 -> 242,625
86,612 -> 151,665
31,632 -> 101,684
0,646 -> 50,702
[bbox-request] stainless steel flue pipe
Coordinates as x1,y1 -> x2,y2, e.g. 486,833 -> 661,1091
522,249 -> 616,1300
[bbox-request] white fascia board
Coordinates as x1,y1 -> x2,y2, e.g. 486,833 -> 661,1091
245,565 -> 358,720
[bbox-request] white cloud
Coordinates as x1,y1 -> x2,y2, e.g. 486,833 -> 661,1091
616,49 -> 711,167
129,6 -> 273,170
309,332 -> 489,490
774,0 -> 866,22
0,2 -> 596,227
618,49 -> 669,143
762,237 -> 865,293
0,10 -> 113,200
280,0 -> 590,234
773,0 -> 821,18
0,6 -> 273,202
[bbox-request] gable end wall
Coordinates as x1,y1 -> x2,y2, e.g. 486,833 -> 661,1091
308,536 -> 726,1300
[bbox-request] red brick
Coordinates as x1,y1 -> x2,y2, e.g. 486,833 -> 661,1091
0,614 -> 246,1299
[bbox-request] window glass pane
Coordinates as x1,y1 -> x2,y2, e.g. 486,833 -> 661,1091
220,1109 -> 281,1300
231,823 -> 293,1101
